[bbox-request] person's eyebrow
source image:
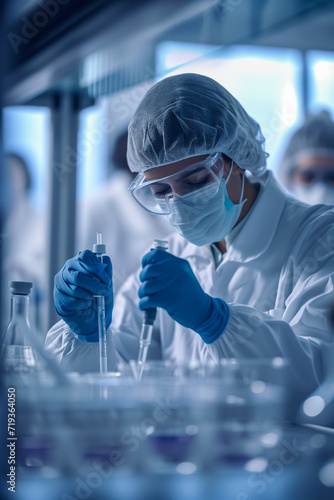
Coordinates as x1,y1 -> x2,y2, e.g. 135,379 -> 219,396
176,166 -> 207,182
148,166 -> 206,185
149,180 -> 171,187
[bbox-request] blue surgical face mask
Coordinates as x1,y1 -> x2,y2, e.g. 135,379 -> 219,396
165,162 -> 246,246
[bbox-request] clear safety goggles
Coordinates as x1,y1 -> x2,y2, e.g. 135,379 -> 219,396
290,166 -> 334,185
129,153 -> 224,215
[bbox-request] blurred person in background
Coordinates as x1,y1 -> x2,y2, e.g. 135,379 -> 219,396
78,128 -> 171,295
2,152 -> 46,333
278,111 -> 334,205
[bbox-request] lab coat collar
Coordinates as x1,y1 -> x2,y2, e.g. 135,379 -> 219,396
179,170 -> 287,264
227,170 -> 286,262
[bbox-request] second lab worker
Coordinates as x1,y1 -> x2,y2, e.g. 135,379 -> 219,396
46,73 -> 334,402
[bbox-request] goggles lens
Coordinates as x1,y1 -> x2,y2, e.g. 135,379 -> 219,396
129,153 -> 224,215
290,166 -> 334,185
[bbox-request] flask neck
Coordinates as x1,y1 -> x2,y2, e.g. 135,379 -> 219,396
9,294 -> 30,326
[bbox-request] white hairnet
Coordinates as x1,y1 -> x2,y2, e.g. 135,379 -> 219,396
127,73 -> 268,176
279,111 -> 334,187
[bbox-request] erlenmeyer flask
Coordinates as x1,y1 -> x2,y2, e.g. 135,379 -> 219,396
1,281 -> 38,374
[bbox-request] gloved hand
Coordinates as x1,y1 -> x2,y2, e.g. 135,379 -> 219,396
54,250 -> 113,342
139,249 -> 229,344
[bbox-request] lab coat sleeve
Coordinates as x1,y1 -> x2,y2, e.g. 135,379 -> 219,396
206,224 -> 334,400
206,304 -> 324,399
44,319 -> 118,373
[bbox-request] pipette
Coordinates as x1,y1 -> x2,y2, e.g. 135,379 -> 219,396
137,239 -> 168,381
93,232 -> 108,374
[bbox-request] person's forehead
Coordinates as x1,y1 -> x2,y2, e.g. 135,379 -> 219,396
144,154 -> 209,181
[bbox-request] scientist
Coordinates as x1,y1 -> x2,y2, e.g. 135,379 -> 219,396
278,111 -> 334,205
46,74 -> 334,400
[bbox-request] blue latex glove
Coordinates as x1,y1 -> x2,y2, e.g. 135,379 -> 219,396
54,250 -> 113,342
139,249 -> 229,344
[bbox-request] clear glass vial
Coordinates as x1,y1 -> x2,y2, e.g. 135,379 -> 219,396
1,281 -> 38,374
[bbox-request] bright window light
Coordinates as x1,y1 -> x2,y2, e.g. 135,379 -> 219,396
308,51 -> 334,114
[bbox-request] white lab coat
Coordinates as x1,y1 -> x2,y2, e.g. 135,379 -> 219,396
45,171 -> 334,402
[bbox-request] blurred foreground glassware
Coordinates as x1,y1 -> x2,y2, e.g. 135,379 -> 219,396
15,377 -> 152,482
120,359 -> 289,474
10,360 -> 334,500
298,340 -> 334,427
1,281 -> 38,374
1,281 -> 69,387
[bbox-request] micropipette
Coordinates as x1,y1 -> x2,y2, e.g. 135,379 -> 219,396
137,239 -> 168,381
93,232 -> 108,374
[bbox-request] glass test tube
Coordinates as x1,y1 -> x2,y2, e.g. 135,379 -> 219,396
93,232 -> 107,374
